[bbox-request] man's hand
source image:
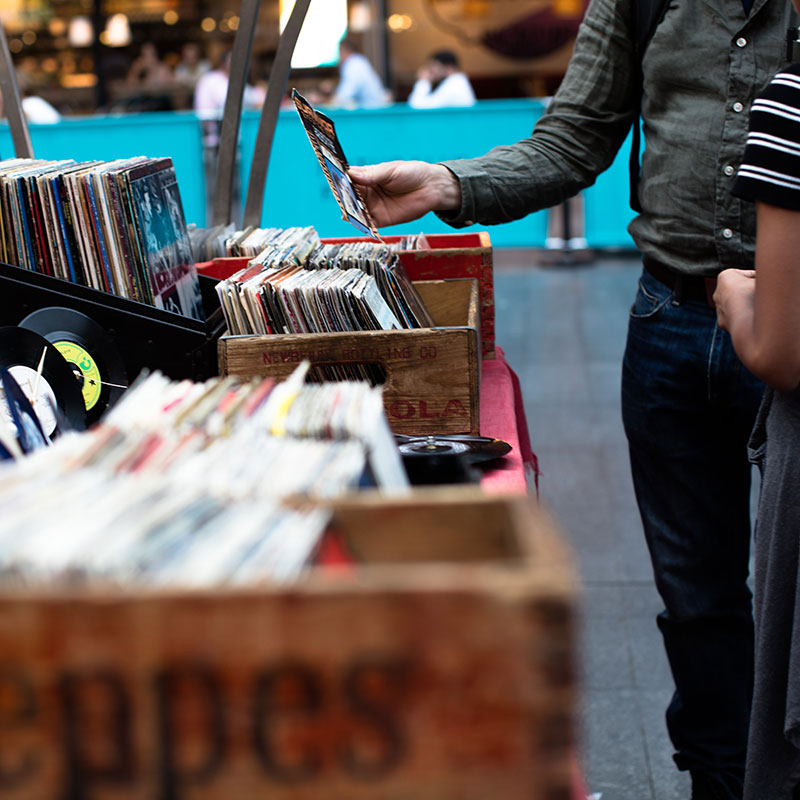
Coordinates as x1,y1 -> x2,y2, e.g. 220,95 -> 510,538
714,268 -> 755,332
348,161 -> 462,228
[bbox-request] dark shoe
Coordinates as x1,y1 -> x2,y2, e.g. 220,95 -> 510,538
690,771 -> 737,800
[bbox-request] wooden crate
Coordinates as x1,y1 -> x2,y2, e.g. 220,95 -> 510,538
218,279 -> 481,436
322,232 -> 495,359
196,232 -> 495,358
0,490 -> 576,800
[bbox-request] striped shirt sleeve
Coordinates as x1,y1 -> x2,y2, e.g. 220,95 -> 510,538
733,64 -> 800,210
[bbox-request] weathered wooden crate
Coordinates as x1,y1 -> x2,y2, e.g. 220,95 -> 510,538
196,231 -> 495,358
322,232 -> 495,359
0,489 -> 576,800
218,279 -> 481,435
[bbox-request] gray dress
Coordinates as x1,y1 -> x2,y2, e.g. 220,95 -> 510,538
745,387 -> 800,800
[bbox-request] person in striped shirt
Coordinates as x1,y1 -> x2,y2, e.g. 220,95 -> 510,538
714,36 -> 800,800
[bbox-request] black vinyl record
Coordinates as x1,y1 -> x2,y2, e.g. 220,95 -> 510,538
395,434 -> 512,464
20,306 -> 127,425
0,326 -> 86,433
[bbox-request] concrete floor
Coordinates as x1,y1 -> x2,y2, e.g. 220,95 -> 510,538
493,249 -> 691,800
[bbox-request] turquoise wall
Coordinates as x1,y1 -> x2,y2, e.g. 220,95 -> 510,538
0,100 -> 637,249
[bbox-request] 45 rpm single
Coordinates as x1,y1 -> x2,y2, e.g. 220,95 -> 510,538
0,326 -> 86,433
19,306 -> 127,425
395,433 -> 512,464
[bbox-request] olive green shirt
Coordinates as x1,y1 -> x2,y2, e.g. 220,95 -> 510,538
440,0 -> 797,275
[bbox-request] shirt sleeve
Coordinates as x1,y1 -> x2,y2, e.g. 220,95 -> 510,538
409,74 -> 475,108
436,0 -> 640,227
733,65 -> 800,212
408,79 -> 435,108
332,58 -> 362,106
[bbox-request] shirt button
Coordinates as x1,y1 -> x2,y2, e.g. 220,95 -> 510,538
464,220 -> 475,226
736,37 -> 747,47
722,228 -> 734,239
733,101 -> 744,112
724,165 -> 735,176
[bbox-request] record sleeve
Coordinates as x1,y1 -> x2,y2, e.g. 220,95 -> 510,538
292,89 -> 382,241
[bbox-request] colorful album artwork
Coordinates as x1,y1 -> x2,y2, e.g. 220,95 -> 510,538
292,89 -> 382,240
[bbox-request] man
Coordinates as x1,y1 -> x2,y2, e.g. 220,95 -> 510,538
408,50 -> 476,109
349,0 -> 798,795
331,38 -> 388,109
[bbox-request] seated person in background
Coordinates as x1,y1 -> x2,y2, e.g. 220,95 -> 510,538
331,38 -> 388,109
408,50 -> 475,109
126,43 -> 171,86
174,42 -> 210,87
193,50 -> 266,115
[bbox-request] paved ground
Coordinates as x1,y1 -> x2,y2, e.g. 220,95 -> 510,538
493,249 -> 691,800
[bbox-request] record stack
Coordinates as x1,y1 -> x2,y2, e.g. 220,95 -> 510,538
0,361 -> 407,586
0,156 -> 204,320
215,229 -> 434,340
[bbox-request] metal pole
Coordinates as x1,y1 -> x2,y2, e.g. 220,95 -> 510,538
0,23 -> 32,158
242,0 -> 312,228
212,0 -> 262,227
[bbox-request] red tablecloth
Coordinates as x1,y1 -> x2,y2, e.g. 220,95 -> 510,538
479,347 -> 540,494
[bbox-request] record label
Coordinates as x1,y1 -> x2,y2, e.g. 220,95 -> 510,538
53,340 -> 102,412
3,365 -> 58,436
0,326 -> 86,432
20,307 -> 127,425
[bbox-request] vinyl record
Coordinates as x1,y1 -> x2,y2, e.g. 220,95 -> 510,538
20,306 -> 127,424
395,434 -> 512,464
0,326 -> 86,434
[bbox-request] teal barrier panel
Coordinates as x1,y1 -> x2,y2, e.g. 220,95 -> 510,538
0,100 -> 638,249
582,127 -> 637,249
0,111 -> 207,228
239,99 -> 552,246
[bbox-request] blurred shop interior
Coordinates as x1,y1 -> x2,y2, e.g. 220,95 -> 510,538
0,0 -> 589,116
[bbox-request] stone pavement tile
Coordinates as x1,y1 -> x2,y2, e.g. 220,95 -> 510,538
514,362 -> 593,406
578,587 -> 635,690
525,405 -> 622,451
615,506 -> 658,583
587,361 -> 623,407
624,610 -> 674,691
579,689 -> 656,800
638,689 -> 692,800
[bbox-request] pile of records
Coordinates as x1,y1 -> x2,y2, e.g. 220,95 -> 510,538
188,223 -> 427,267
0,362 -> 407,588
216,231 -> 434,337
0,157 -> 204,320
188,224 -> 320,262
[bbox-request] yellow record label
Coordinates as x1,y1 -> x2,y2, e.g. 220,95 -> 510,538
53,340 -> 102,411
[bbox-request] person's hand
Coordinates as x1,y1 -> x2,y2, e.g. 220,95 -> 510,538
714,268 -> 756,332
348,161 -> 461,227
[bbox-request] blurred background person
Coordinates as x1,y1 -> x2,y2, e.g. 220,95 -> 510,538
126,42 -> 171,87
408,50 -> 475,109
330,37 -> 388,109
194,49 -> 265,225
174,42 -> 210,89
193,50 -> 265,116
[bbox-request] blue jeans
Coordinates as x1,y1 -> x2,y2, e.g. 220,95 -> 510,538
621,267 -> 764,798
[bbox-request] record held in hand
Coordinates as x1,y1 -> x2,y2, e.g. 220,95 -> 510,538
0,326 -> 86,434
20,307 -> 127,425
395,434 -> 512,464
